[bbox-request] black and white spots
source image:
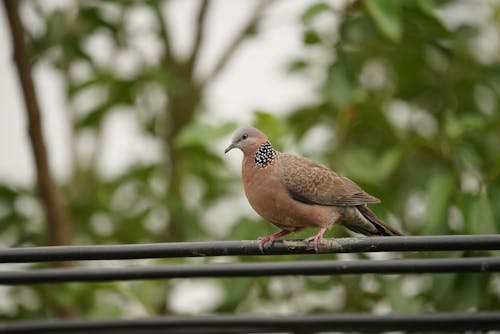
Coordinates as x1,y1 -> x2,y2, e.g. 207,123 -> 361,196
254,141 -> 277,168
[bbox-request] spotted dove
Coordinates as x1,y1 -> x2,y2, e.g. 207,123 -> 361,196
225,127 -> 402,252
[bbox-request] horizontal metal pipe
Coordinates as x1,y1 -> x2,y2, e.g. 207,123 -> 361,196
1,312 -> 499,333
0,257 -> 498,285
1,235 -> 499,263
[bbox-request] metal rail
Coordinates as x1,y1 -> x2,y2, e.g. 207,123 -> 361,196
1,312 -> 499,333
1,257 -> 499,285
1,235 -> 499,263
1,235 -> 499,333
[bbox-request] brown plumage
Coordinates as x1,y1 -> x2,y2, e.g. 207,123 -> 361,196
224,127 -> 402,252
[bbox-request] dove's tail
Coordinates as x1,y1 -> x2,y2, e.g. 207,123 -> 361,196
355,204 -> 403,236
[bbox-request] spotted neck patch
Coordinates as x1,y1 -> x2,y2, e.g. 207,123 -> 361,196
254,141 -> 277,168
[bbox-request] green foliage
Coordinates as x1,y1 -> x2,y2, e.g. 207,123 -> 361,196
422,172 -> 455,235
284,0 -> 500,316
252,111 -> 287,150
337,147 -> 401,184
175,122 -> 237,148
364,0 -> 402,42
467,189 -> 496,234
301,2 -> 330,26
2,0 -> 500,322
324,58 -> 360,109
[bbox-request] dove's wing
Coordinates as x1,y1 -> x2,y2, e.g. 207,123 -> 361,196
278,153 -> 380,206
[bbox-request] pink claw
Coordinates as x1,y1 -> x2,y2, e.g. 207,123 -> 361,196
258,236 -> 273,253
305,227 -> 326,253
257,229 -> 292,253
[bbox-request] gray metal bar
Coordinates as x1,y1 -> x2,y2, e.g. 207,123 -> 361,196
1,312 -> 499,333
1,235 -> 499,263
0,257 -> 499,285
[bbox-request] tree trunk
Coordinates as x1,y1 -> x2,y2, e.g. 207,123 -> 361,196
162,83 -> 202,242
3,0 -> 72,246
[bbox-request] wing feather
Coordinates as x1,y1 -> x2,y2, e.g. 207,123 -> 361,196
278,153 -> 380,206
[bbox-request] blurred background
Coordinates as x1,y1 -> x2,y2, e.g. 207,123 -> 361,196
1,0 -> 500,320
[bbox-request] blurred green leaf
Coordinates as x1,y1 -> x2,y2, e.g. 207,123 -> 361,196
364,0 -> 402,42
445,113 -> 487,139
0,185 -> 20,202
422,172 -> 455,235
303,29 -> 321,45
338,147 -> 401,184
175,122 -> 237,148
43,10 -> 68,47
252,111 -> 287,149
415,0 -> 438,15
410,1 -> 452,38
450,274 -> 491,311
68,78 -> 101,98
287,59 -> 309,73
467,189 -> 496,234
385,279 -> 425,312
218,278 -> 253,312
301,2 -> 330,25
76,104 -> 109,129
79,6 -> 119,37
323,59 -> 358,110
287,104 -> 329,140
50,283 -> 90,307
88,287 -> 123,318
147,66 -> 186,91
431,274 -> 457,308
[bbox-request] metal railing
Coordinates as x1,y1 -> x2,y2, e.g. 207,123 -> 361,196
2,313 -> 500,334
1,234 -> 499,333
1,234 -> 499,262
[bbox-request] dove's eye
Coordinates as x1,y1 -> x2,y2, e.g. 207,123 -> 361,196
241,134 -> 248,140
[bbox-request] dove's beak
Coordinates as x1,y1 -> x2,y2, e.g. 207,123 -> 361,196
224,143 -> 236,154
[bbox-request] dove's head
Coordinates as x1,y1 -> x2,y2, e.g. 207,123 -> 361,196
224,127 -> 269,155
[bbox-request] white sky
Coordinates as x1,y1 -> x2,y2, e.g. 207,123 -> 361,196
0,0 -> 320,186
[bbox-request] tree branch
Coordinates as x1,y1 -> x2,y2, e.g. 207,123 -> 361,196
3,0 -> 72,246
187,0 -> 210,74
200,0 -> 270,86
151,0 -> 174,66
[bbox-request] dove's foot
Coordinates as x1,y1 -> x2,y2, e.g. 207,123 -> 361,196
305,227 -> 326,253
258,229 -> 292,253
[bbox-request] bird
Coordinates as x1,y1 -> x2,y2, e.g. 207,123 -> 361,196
224,126 -> 402,252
